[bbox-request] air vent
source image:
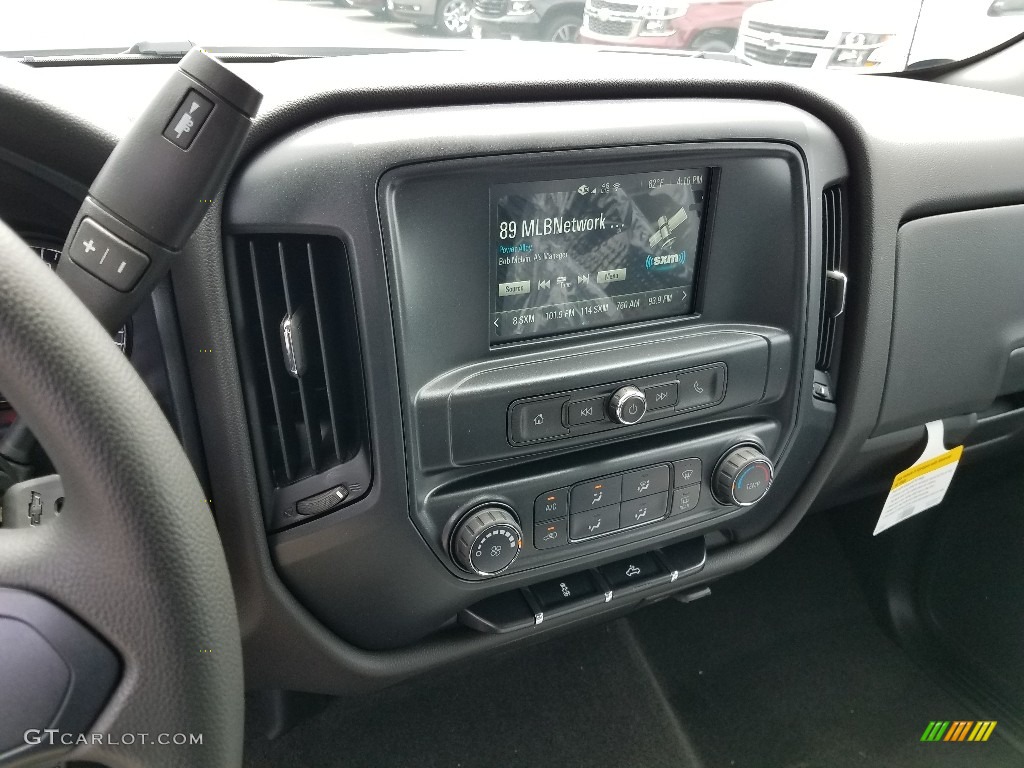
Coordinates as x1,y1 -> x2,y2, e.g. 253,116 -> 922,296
227,235 -> 367,494
816,185 -> 847,371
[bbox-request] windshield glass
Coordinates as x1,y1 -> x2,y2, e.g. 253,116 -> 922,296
5,0 -> 1024,71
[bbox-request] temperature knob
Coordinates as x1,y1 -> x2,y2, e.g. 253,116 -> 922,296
608,385 -> 648,425
713,445 -> 774,507
451,505 -> 523,576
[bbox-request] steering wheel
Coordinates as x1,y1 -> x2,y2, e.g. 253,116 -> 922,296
0,220 -> 243,766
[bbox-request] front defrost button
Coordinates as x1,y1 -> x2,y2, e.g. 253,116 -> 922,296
673,458 -> 702,487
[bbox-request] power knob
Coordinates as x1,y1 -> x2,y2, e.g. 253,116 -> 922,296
608,385 -> 648,425
713,445 -> 774,507
451,505 -> 523,576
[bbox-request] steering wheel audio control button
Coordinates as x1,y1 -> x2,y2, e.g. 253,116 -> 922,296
608,385 -> 648,425
714,445 -> 774,507
451,505 -> 523,576
67,218 -> 150,293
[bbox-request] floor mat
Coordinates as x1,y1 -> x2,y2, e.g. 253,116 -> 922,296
244,618 -> 701,768
244,514 -> 1024,768
628,514 -> 1023,768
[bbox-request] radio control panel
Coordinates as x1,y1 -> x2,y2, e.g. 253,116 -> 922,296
509,363 -> 727,445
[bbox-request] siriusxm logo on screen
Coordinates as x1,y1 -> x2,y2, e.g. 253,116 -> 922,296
646,251 -> 686,270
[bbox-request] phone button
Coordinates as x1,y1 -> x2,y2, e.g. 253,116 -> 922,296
676,365 -> 726,411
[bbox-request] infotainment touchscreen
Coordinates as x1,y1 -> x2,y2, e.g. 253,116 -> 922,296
490,168 -> 710,342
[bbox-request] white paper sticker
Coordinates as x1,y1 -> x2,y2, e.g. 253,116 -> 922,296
873,420 -> 963,536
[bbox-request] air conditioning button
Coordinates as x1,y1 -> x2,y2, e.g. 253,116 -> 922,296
534,488 -> 569,522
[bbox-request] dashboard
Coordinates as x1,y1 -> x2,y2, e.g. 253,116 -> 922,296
3,50 -> 1024,694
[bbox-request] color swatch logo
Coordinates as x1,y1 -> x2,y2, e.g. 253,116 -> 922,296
921,721 -> 997,742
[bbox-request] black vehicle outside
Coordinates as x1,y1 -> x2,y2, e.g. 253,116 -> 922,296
470,0 -> 584,42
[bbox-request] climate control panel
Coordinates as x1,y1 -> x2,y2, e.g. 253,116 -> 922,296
445,442 -> 774,578
531,458 -> 703,552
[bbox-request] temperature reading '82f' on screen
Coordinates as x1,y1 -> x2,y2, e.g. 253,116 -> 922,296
491,168 -> 710,342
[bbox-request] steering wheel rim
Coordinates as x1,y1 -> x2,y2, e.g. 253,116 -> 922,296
0,220 -> 243,766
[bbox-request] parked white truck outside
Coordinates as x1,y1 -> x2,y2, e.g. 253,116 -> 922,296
736,0 -> 1024,72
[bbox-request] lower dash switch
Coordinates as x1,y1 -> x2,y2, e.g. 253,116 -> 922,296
296,485 -> 349,516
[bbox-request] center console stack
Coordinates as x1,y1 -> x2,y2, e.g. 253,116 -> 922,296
387,141 -> 828,575
226,101 -> 848,650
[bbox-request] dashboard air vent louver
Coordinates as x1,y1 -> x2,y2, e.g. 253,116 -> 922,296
227,235 -> 365,490
816,185 -> 847,371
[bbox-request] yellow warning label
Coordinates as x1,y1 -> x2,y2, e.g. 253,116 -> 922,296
891,446 -> 964,490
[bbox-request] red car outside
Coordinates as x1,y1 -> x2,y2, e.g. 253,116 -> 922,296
580,0 -> 764,52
